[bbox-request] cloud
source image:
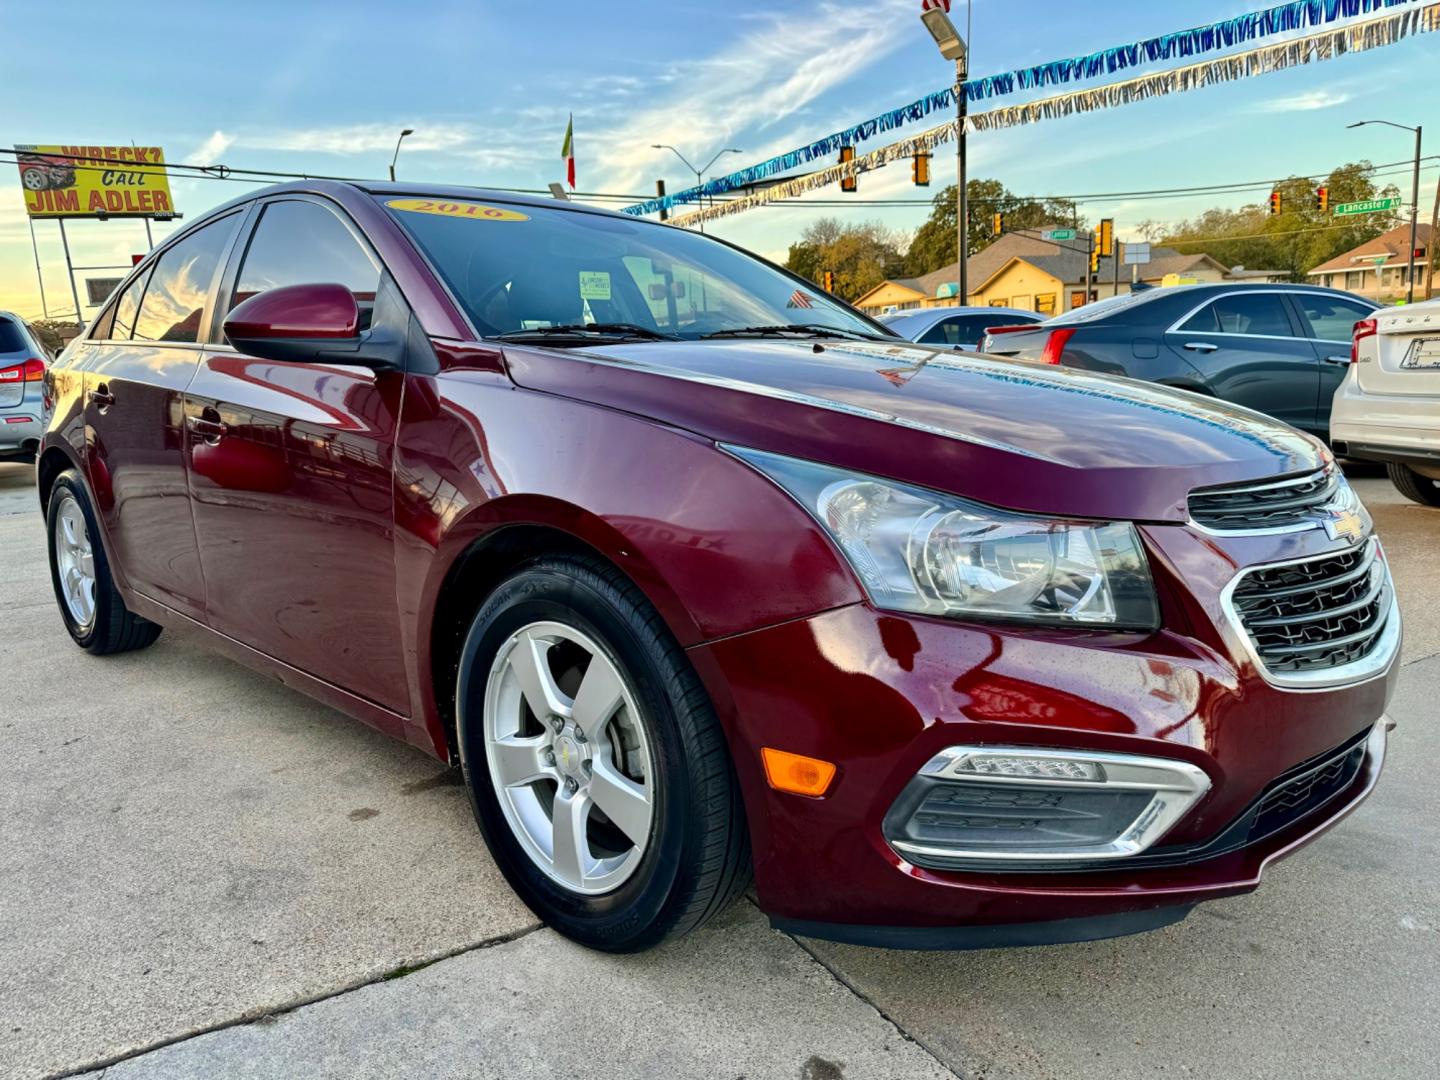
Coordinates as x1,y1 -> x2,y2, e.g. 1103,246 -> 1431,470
183,130 -> 235,166
237,123 -> 477,155
578,0 -> 918,194
1255,89 -> 1352,113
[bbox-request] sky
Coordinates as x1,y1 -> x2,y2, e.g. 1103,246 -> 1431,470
1,0 -> 1437,321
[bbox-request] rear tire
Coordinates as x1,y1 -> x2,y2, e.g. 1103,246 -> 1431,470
46,470 -> 162,655
456,555 -> 750,952
1387,463 -> 1440,507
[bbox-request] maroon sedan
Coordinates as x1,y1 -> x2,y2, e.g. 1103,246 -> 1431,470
37,182 -> 1398,952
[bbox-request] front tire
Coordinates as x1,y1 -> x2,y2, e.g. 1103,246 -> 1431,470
46,470 -> 162,654
456,555 -> 750,952
1387,463 -> 1440,507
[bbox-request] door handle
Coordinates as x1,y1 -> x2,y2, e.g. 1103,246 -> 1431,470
1322,355 -> 1351,366
87,384 -> 115,409
186,413 -> 228,445
1183,341 -> 1219,353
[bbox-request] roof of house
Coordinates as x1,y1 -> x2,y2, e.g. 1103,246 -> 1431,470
1306,223 -> 1433,275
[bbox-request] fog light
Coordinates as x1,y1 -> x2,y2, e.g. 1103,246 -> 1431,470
949,752 -> 1105,783
761,748 -> 836,797
883,745 -> 1210,867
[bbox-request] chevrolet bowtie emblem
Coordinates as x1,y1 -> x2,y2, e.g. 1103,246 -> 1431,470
1324,508 -> 1365,545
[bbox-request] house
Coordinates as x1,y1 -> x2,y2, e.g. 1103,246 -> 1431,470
1305,223 -> 1433,301
854,233 -> 1249,316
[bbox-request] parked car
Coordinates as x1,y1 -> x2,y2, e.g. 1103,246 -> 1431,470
39,182 -> 1398,953
880,305 -> 1041,348
979,284 -> 1379,440
1332,298 -> 1440,506
0,312 -> 50,464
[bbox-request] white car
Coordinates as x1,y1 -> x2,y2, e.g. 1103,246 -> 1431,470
1332,299 -> 1440,506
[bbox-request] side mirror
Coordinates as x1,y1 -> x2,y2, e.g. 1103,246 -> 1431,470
223,283 -> 362,364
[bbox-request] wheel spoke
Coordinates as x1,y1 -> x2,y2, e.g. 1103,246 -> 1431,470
509,630 -> 571,722
491,734 -> 552,788
78,551 -> 95,578
588,757 -> 652,847
571,653 -> 624,737
549,786 -> 593,888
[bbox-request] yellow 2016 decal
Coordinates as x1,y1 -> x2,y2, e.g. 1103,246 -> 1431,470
386,198 -> 529,222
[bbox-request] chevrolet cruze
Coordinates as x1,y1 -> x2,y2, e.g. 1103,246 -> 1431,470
37,182 -> 1398,952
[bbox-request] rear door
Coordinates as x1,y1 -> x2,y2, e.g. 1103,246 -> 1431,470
185,195 -> 409,714
1288,292 -> 1378,428
82,212 -> 244,620
1163,291 -> 1320,432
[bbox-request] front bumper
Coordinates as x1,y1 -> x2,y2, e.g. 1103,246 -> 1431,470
688,524 -> 1397,946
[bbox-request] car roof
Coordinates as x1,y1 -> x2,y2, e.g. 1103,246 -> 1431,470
882,306 -> 1039,327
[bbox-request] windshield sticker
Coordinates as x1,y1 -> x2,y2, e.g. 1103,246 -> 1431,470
386,198 -> 529,222
579,271 -> 611,300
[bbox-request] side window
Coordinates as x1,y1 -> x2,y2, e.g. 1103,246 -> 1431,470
231,200 -> 380,330
131,214 -> 241,344
1182,294 -> 1293,337
1296,294 -> 1374,341
918,318 -> 961,346
97,267 -> 152,341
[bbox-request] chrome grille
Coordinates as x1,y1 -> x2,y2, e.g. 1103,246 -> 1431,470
1188,467 -> 1338,532
1228,539 -> 1394,680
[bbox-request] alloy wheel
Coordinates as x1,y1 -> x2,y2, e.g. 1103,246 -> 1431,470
481,621 -> 655,895
53,494 -> 96,631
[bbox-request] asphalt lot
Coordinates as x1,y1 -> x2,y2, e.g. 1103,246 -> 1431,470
1,458 -> 1437,1080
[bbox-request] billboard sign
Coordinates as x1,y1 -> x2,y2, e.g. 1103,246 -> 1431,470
15,144 -> 175,218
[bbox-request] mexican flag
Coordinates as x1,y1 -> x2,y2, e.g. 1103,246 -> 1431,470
561,115 -> 575,189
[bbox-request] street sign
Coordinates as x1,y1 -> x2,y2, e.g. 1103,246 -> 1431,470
1333,196 -> 1402,217
1125,242 -> 1151,265
1042,228 -> 1076,241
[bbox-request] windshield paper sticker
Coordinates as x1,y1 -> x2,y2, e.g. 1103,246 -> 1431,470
579,271 -> 611,300
386,198 -> 529,222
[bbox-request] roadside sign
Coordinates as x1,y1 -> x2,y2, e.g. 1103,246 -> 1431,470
1125,242 -> 1151,265
1333,196 -> 1402,217
1042,228 -> 1076,241
15,143 -> 175,219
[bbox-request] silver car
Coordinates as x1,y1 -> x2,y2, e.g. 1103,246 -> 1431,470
879,305 -> 1042,349
0,312 -> 49,464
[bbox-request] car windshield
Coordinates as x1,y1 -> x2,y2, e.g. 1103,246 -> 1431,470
380,196 -> 889,342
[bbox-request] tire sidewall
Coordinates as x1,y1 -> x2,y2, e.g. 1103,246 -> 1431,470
46,472 -> 113,650
456,561 -> 694,949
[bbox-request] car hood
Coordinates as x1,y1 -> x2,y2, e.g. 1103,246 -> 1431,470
500,338 -> 1324,523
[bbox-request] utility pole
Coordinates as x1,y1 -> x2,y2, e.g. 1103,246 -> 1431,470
1114,239 -> 1122,298
1083,233 -> 1092,307
956,57 -> 968,305
1409,125 -> 1422,304
57,220 -> 82,325
27,217 -> 48,319
1428,171 -> 1439,301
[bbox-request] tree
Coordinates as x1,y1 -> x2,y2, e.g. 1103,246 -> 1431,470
904,179 -> 1083,276
1142,160 -> 1400,281
784,218 -> 906,301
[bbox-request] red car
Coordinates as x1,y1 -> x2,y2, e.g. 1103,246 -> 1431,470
38,182 -> 1399,952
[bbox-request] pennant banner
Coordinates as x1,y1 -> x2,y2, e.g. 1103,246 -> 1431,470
625,0 -> 1419,218
667,2 -> 1439,229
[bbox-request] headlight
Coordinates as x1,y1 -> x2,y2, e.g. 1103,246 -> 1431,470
727,446 -> 1159,630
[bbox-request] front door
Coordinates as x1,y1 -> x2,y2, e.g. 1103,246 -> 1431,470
80,211 -> 243,620
185,195 -> 410,714
1164,290 -> 1321,433
1289,291 -> 1377,431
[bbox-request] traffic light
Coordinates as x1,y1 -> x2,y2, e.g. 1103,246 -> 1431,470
839,145 -> 856,193
822,270 -> 835,292
992,211 -> 1004,236
911,152 -> 930,187
1090,233 -> 1100,273
1316,186 -> 1329,214
1269,190 -> 1282,215
1098,218 -> 1114,258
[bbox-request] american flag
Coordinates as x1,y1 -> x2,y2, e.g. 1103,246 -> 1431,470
786,289 -> 814,309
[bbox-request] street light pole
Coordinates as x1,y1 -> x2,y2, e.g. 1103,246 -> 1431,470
650,145 -> 742,233
389,128 -> 414,182
919,3 -> 969,306
1348,119 -> 1422,303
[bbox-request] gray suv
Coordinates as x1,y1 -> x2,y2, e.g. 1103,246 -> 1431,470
980,284 -> 1378,440
0,312 -> 49,464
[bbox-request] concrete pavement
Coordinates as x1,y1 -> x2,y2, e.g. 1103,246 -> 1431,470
1,460 -> 1436,1079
